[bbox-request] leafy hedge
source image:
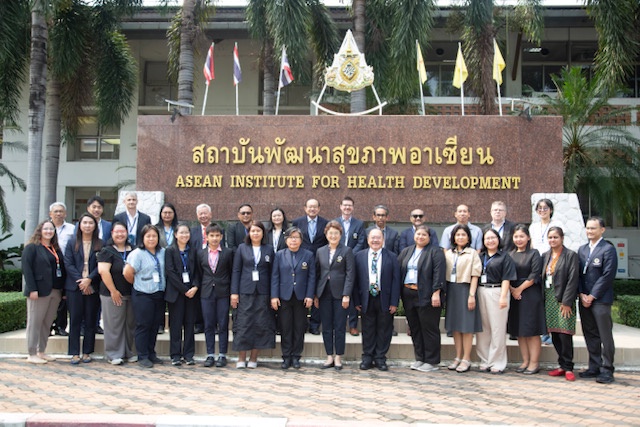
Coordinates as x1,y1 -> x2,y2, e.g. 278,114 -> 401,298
614,279 -> 640,297
617,295 -> 640,328
0,292 -> 26,333
0,269 -> 22,292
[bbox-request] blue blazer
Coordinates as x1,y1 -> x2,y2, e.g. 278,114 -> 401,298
578,240 -> 618,304
271,248 -> 316,301
22,243 -> 66,297
292,215 -> 328,254
335,216 -> 365,253
353,248 -> 401,314
231,243 -> 274,295
63,238 -> 101,292
398,226 -> 439,253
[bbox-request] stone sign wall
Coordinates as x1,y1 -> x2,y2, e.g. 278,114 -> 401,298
137,115 -> 563,223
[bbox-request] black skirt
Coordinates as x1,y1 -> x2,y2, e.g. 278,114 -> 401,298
232,291 -> 276,351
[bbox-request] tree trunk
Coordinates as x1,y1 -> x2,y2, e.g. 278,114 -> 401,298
350,0 -> 366,113
177,0 -> 196,116
262,39 -> 276,115
43,77 -> 61,212
25,0 -> 48,240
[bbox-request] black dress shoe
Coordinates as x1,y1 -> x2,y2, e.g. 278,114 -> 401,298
204,356 -> 215,367
359,361 -> 372,370
149,355 -> 163,364
523,367 -> 540,375
321,361 -> 335,369
596,372 -> 614,384
215,356 -> 227,367
334,364 -> 343,371
515,366 -> 527,373
194,325 -> 204,334
377,361 -> 389,371
281,357 -> 292,369
56,327 -> 69,337
292,358 -> 301,369
171,357 -> 182,366
96,326 -> 104,335
309,329 -> 320,335
579,370 -> 599,378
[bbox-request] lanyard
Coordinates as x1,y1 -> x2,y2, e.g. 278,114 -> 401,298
540,222 -> 551,243
146,249 -> 160,272
127,215 -> 138,235
179,248 -> 189,272
452,250 -> 459,273
252,247 -> 261,269
44,245 -> 60,268
408,248 -> 423,270
483,253 -> 496,273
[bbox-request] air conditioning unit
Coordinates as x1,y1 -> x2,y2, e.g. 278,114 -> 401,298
606,238 -> 629,279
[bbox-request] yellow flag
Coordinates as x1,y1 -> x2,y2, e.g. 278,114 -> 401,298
453,44 -> 468,89
493,39 -> 506,85
416,41 -> 427,84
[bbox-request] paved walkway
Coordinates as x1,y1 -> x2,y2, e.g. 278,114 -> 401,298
1,355 -> 639,426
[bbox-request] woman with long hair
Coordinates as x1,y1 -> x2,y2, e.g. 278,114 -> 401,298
23,220 -> 65,364
156,202 -> 178,248
64,213 -> 103,364
98,221 -> 135,365
266,207 -> 289,252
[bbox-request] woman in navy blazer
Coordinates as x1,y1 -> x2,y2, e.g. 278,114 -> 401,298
164,223 -> 198,366
231,220 -> 275,369
64,213 -> 103,364
271,226 -> 316,369
23,220 -> 66,364
314,221 -> 354,370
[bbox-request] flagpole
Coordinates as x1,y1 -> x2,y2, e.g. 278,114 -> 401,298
202,42 -> 214,116
496,80 -> 503,116
276,45 -> 285,116
235,42 -> 239,116
459,42 -> 465,116
416,40 -> 425,116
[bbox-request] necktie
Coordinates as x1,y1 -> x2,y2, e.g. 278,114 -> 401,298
370,252 -> 379,296
202,227 -> 207,249
343,220 -> 350,245
309,220 -> 316,243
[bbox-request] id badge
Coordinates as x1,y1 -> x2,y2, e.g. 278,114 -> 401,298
369,272 -> 377,284
481,274 -> 487,284
56,267 -> 62,278
450,273 -> 457,283
583,265 -> 588,275
182,272 -> 190,283
408,269 -> 416,281
545,275 -> 552,288
153,271 -> 160,283
252,270 -> 260,282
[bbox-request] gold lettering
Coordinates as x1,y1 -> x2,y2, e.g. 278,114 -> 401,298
175,175 -> 185,187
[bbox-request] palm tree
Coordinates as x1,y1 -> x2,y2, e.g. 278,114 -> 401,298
0,141 -> 27,233
546,66 -> 640,221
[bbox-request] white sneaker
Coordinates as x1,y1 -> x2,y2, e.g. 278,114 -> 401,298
247,361 -> 258,369
236,361 -> 247,369
27,355 -> 47,364
417,363 -> 439,372
37,353 -> 56,361
110,358 -> 124,365
410,361 -> 424,370
127,356 -> 138,363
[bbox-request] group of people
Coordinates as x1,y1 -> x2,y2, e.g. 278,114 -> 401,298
22,194 -> 618,384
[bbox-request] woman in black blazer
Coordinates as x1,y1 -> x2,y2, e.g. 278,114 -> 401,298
64,213 -> 103,364
230,220 -> 275,369
314,221 -> 354,370
266,207 -> 289,252
164,223 -> 198,366
542,226 -> 580,381
398,224 -> 446,372
23,220 -> 66,364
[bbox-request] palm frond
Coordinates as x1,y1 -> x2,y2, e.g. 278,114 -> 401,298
306,0 -> 339,69
514,0 -> 544,44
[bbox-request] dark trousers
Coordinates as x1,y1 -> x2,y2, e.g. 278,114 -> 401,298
280,298 -> 308,358
579,303 -> 615,373
67,289 -> 99,356
347,300 -> 359,329
309,305 -> 321,331
551,331 -> 574,371
194,292 -> 204,329
361,295 -> 394,363
403,288 -> 441,365
201,294 -> 230,356
319,291 -> 348,355
132,289 -> 165,361
168,293 -> 197,360
52,298 -> 68,331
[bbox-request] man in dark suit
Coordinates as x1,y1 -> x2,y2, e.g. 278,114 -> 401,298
271,227 -> 316,369
365,204 -> 399,254
335,196 -> 365,336
486,201 -> 515,252
353,228 -> 401,371
86,196 -> 112,245
226,203 -> 253,250
578,217 -> 618,384
398,208 -> 439,253
292,198 -> 328,335
112,192 -> 151,246
194,223 -> 234,368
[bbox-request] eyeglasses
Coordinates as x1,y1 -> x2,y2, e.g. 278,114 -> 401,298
239,211 -> 252,215
411,214 -> 424,219
536,207 -> 550,212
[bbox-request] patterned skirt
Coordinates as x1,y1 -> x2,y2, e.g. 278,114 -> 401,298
544,287 -> 576,335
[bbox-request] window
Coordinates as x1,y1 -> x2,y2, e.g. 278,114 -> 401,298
68,117 -> 120,161
142,61 -> 177,106
71,188 -> 118,222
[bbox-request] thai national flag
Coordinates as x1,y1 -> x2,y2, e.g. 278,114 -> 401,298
279,47 -> 294,89
233,43 -> 242,86
203,43 -> 214,85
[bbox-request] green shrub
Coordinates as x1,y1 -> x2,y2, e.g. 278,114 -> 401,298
0,269 -> 22,292
617,295 -> 640,328
0,292 -> 26,333
614,279 -> 640,297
